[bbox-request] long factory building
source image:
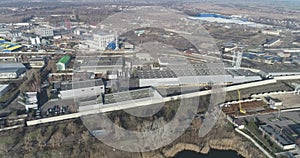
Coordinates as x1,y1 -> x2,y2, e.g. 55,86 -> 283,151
76,57 -> 262,87
137,64 -> 262,87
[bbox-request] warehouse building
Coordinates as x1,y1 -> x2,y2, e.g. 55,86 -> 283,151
77,87 -> 161,112
265,96 -> 283,109
56,79 -> 105,99
263,38 -> 281,47
56,55 -> 71,71
35,27 -> 54,37
0,63 -> 26,79
77,56 -> 131,75
3,45 -> 23,52
0,38 -> 23,52
86,33 -> 115,51
137,64 -> 262,87
259,125 -> 296,150
259,69 -> 300,78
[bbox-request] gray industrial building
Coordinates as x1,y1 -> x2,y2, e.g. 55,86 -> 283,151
29,57 -> 47,68
77,57 -> 262,87
137,64 -> 262,87
259,125 -> 296,150
77,87 -> 161,112
76,57 -> 132,78
0,63 -> 26,79
56,79 -> 105,99
85,33 -> 115,51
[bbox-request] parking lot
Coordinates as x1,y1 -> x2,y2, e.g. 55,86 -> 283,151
38,99 -> 75,119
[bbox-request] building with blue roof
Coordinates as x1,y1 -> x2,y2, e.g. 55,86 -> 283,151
0,38 -> 22,52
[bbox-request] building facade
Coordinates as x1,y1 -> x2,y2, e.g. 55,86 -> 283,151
29,57 -> 46,68
86,33 -> 115,50
58,79 -> 105,99
35,27 -> 54,37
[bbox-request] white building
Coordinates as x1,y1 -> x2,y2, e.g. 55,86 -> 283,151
29,57 -> 46,68
24,92 -> 38,111
123,42 -> 135,50
266,97 -> 283,109
86,33 -> 115,50
30,37 -> 41,45
0,63 -> 26,79
137,65 -> 262,87
259,125 -> 296,150
0,28 -> 11,38
59,79 -> 105,99
261,30 -> 281,36
263,38 -> 281,47
35,27 -> 54,37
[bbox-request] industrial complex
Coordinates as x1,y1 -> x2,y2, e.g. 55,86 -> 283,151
0,2 -> 299,158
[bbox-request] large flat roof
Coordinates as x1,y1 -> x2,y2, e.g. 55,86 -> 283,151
137,65 -> 260,80
60,79 -> 104,91
260,125 -> 294,146
79,57 -> 125,67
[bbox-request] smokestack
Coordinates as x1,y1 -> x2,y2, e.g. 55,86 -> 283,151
115,35 -> 119,50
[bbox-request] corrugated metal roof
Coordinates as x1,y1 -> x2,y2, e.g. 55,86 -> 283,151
58,55 -> 70,64
5,45 -> 22,51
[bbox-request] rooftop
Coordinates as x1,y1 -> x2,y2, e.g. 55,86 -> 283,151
79,57 -> 125,67
137,65 -> 258,79
260,125 -> 294,146
58,55 -> 71,64
104,87 -> 155,104
60,79 -> 104,91
264,38 -> 280,45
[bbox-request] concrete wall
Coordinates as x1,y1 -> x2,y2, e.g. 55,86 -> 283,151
0,72 -> 18,79
26,113 -> 80,126
56,62 -> 66,71
274,75 -> 300,80
139,78 -> 179,87
139,75 -> 262,87
79,104 -> 102,112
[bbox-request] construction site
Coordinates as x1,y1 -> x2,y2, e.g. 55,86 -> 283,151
221,100 -> 279,117
221,90 -> 278,117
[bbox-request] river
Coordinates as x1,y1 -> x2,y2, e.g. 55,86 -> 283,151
174,149 -> 244,158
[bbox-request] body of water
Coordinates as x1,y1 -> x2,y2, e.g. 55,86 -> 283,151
174,149 -> 244,158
